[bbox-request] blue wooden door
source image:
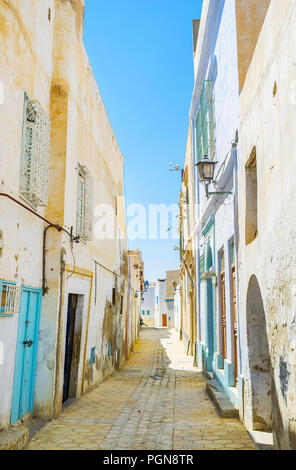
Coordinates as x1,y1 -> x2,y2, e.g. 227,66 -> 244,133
11,287 -> 42,424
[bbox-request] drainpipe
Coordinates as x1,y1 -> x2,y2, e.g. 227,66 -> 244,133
0,193 -> 79,295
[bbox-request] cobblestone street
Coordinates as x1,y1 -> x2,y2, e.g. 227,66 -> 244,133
26,327 -> 256,450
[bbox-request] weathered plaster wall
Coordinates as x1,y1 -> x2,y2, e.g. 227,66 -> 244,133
35,0 -> 129,417
235,0 -> 271,92
0,0 -> 130,428
181,125 -> 196,352
238,0 -> 296,449
0,0 -> 55,429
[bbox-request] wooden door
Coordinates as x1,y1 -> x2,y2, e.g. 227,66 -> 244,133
63,294 -> 82,403
220,272 -> 227,361
162,314 -> 167,327
232,265 -> 238,385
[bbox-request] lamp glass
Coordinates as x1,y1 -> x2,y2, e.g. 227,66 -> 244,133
197,158 -> 217,182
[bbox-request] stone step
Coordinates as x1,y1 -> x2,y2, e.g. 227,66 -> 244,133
0,425 -> 29,450
206,378 -> 239,419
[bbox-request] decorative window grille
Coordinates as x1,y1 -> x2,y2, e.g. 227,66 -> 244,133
200,254 -> 205,279
20,93 -> 50,207
196,80 -> 215,163
76,164 -> 93,241
0,282 -> 21,316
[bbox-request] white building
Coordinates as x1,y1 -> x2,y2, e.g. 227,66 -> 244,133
141,282 -> 156,326
174,285 -> 181,334
190,0 -> 270,411
142,271 -> 179,328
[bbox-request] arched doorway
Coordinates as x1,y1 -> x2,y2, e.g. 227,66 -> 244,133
205,244 -> 214,371
246,275 -> 272,430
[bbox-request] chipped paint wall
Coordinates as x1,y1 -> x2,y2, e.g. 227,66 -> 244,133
180,125 -> 196,355
126,250 -> 142,355
238,0 -> 296,449
34,0 -> 130,418
0,0 -> 55,429
0,0 -> 131,429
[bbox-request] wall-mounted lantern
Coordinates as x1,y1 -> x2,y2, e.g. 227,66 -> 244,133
195,155 -> 232,199
196,156 -> 217,183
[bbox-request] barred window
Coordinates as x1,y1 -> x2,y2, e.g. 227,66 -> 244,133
0,282 -> 21,316
196,80 -> 215,163
76,164 -> 94,241
20,93 -> 50,207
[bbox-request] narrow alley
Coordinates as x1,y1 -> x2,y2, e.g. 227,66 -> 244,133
26,328 -> 255,451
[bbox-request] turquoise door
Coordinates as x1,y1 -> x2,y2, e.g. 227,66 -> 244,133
11,286 -> 42,424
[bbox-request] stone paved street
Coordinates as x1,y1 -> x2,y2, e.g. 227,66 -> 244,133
26,327 -> 256,450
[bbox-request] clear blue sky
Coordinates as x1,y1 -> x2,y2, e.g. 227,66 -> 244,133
84,0 -> 203,281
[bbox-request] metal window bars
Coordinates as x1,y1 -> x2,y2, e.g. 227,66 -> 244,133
196,80 -> 215,163
0,283 -> 21,315
20,94 -> 51,207
76,164 -> 94,241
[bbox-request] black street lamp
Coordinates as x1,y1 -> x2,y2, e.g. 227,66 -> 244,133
196,155 -> 217,183
195,155 -> 232,199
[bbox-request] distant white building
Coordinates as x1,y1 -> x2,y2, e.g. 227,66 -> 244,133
174,285 -> 181,334
141,282 -> 156,325
141,271 -> 179,328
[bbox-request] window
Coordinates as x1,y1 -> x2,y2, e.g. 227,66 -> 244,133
245,147 -> 258,245
196,80 -> 215,163
76,163 -> 93,241
20,93 -> 50,207
200,254 -> 205,279
0,282 -> 21,316
142,310 -> 145,315
112,287 -> 116,306
147,310 -> 150,315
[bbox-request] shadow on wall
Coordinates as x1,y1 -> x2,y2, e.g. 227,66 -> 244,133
246,275 -> 296,449
246,275 -> 272,431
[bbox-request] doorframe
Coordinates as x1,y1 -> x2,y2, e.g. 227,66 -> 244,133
54,266 -> 93,416
11,285 -> 42,424
205,243 -> 215,371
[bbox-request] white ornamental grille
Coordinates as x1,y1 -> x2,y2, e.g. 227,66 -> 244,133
84,168 -> 94,241
20,94 -> 50,207
76,164 -> 93,241
1,284 -> 21,315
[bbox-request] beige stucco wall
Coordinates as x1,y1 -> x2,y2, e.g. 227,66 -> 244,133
181,125 -> 196,353
0,0 -> 130,428
0,0 -> 55,429
37,0 -> 129,418
238,0 -> 296,449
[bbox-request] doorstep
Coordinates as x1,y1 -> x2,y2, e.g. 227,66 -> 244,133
0,424 -> 29,450
206,378 -> 239,419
